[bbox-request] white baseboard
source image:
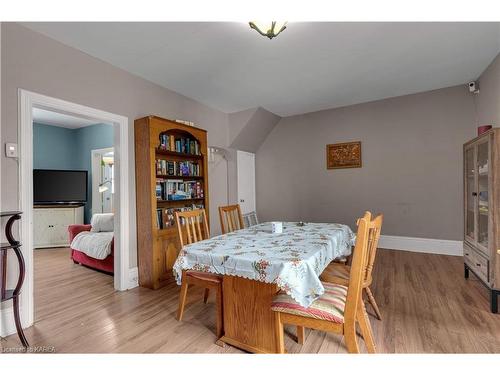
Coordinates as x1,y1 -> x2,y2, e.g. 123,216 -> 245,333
0,307 -> 16,337
1,302 -> 30,339
127,267 -> 139,290
379,235 -> 462,256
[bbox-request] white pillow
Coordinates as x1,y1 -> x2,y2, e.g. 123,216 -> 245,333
90,213 -> 114,232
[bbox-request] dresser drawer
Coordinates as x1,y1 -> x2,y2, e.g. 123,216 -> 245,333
464,245 -> 489,283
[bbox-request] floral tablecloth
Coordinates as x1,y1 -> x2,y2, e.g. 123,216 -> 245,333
173,222 -> 355,307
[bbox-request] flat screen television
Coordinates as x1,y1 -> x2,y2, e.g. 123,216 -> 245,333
33,169 -> 88,204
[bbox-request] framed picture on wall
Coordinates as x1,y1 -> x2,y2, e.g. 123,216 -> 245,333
326,141 -> 362,169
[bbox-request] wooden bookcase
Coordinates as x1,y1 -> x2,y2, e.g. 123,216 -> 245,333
135,116 -> 209,289
463,128 -> 500,312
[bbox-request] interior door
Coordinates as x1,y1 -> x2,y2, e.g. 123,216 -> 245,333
91,148 -> 114,215
237,150 -> 256,214
102,162 -> 113,213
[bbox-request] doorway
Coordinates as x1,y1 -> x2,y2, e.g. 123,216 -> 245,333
91,147 -> 115,215
237,150 -> 256,214
18,89 -> 134,331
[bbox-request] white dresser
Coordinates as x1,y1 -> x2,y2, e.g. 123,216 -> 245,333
34,205 -> 84,248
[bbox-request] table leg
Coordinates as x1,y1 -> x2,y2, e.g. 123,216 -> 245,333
219,276 -> 279,353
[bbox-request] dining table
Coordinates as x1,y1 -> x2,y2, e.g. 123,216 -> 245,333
173,221 -> 355,353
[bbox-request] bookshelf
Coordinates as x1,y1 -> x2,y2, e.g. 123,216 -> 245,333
135,116 -> 209,289
463,128 -> 500,313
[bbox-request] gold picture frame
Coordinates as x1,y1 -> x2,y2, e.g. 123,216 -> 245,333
326,141 -> 362,169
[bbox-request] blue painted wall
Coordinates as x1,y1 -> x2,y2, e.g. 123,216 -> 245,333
33,123 -> 79,170
33,122 -> 113,223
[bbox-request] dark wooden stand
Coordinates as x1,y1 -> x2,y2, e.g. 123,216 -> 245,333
1,211 -> 29,347
464,263 -> 499,313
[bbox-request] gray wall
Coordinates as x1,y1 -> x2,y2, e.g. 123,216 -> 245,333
256,86 -> 477,240
228,107 -> 281,152
1,23 -> 231,272
474,53 -> 500,127
1,22 -> 498,276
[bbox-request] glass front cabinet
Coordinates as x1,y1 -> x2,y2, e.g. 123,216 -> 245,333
463,128 -> 500,313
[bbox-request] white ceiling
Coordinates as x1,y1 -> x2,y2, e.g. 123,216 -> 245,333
32,108 -> 103,128
23,22 -> 500,116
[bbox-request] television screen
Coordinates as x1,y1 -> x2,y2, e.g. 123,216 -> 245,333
33,169 -> 88,204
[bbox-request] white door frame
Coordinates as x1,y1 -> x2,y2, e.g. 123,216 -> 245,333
91,147 -> 114,216
18,89 -> 134,329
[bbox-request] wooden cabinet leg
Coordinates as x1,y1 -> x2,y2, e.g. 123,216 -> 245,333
491,290 -> 499,314
464,264 -> 469,279
203,288 -> 210,304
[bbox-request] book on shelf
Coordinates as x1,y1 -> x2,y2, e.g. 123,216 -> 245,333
157,133 -> 201,155
155,159 -> 200,177
156,178 -> 204,201
156,203 -> 205,229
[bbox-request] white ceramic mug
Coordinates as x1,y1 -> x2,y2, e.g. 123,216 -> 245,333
272,221 -> 283,234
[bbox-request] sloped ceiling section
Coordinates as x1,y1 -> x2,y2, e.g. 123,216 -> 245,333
228,107 -> 281,153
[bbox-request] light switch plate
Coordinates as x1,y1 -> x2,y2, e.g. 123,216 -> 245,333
5,143 -> 18,158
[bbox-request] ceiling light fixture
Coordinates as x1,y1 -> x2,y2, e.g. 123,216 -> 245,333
249,21 -> 287,39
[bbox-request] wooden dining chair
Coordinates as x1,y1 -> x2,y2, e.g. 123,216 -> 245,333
271,212 -> 376,353
175,209 -> 223,339
218,204 -> 244,234
320,213 -> 384,320
242,211 -> 259,228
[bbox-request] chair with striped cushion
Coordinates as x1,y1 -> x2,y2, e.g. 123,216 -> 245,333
271,212 -> 376,353
272,282 -> 348,323
321,213 -> 383,320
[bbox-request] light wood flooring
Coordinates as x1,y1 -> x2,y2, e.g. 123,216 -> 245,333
2,247 -> 500,353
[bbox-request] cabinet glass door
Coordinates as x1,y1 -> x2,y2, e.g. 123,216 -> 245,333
477,140 -> 489,249
465,146 -> 475,241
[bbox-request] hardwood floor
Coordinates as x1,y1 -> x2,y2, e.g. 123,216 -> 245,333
2,247 -> 500,353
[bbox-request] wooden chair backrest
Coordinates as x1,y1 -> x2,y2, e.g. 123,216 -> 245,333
343,212 -> 371,323
218,204 -> 244,234
242,211 -> 259,228
364,213 -> 383,285
175,209 -> 210,248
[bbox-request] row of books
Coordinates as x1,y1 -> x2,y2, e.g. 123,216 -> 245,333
155,159 -> 201,177
156,179 -> 204,201
158,134 -> 201,155
156,204 -> 204,229
175,119 -> 196,127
